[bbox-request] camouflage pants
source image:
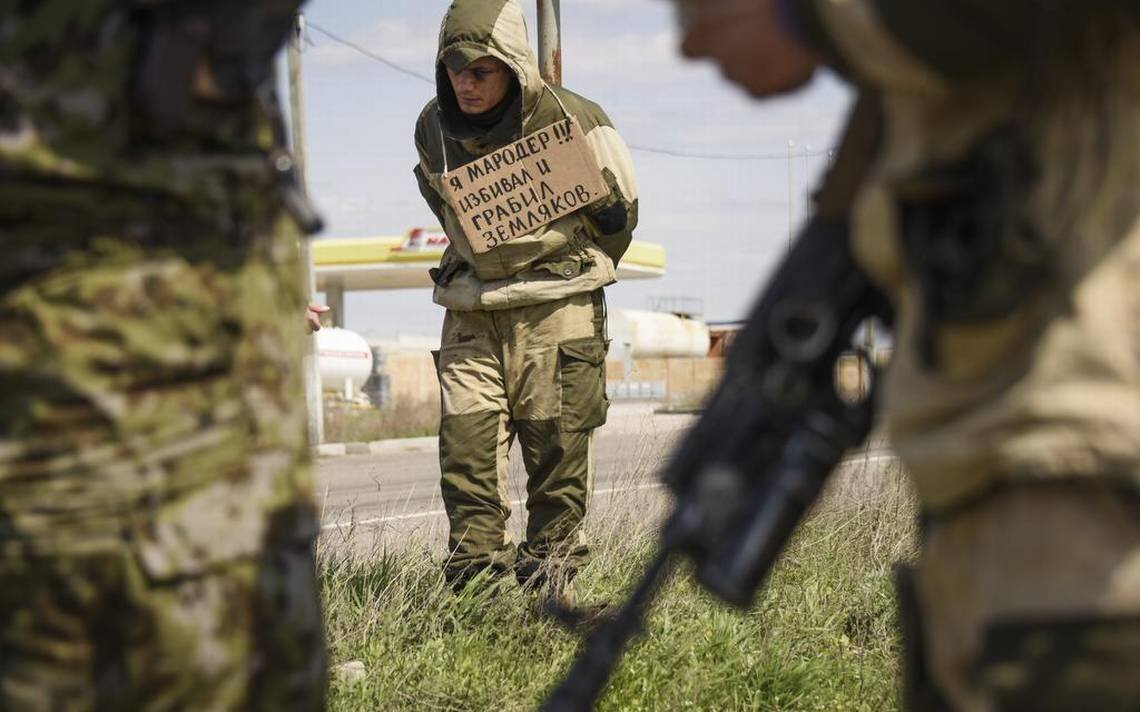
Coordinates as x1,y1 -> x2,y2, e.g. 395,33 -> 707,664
0,538 -> 325,711
910,484 -> 1140,711
435,290 -> 609,587
0,194 -> 326,710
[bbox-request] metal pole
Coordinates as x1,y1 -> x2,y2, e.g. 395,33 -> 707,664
803,143 -> 812,227
537,0 -> 562,86
786,140 -> 795,251
326,283 -> 345,329
288,14 -> 324,445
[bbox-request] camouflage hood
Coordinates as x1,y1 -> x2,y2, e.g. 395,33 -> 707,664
434,0 -> 545,144
414,0 -> 640,311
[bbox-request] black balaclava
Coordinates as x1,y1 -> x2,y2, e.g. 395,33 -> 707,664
464,77 -> 520,131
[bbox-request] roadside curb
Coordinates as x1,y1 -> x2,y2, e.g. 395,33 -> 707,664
316,436 -> 439,458
312,407 -> 697,459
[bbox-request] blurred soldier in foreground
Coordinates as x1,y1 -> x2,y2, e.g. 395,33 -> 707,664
0,3 -> 326,709
676,1 -> 1140,709
545,2 -> 1138,710
413,0 -> 638,597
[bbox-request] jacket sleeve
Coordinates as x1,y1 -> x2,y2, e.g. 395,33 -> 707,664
413,164 -> 446,226
412,111 -> 447,226
785,0 -> 1042,92
582,111 -> 639,268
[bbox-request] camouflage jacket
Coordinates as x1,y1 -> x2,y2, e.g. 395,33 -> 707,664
0,1 -> 315,569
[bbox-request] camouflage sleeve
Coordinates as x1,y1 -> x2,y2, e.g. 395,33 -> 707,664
414,164 -> 446,226
581,106 -> 639,267
413,110 -> 447,226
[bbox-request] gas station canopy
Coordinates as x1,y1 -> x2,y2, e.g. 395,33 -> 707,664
313,228 -> 666,292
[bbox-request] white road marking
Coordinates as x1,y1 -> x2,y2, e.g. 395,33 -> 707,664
319,481 -> 664,531
319,452 -> 899,531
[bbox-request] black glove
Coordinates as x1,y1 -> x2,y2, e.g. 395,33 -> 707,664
585,168 -> 629,236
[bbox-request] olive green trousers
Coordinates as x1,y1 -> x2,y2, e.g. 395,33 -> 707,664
435,290 -> 609,588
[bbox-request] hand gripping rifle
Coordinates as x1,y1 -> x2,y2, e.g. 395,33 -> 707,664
543,96 -> 890,712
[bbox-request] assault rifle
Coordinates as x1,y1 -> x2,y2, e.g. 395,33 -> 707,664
543,214 -> 892,711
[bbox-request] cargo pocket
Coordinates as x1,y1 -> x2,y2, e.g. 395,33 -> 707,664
975,616 -> 1140,710
535,254 -> 586,280
558,337 -> 609,432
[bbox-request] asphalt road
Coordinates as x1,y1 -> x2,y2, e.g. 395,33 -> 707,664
315,403 -> 900,554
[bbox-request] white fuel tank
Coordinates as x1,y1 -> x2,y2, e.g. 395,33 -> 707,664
608,309 -> 710,358
317,327 -> 374,395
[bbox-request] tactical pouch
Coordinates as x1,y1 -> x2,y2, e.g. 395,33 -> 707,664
558,338 -> 609,433
896,129 -> 1049,367
975,615 -> 1140,711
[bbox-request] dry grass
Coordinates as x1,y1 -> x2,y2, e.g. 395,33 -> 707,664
323,399 -> 440,443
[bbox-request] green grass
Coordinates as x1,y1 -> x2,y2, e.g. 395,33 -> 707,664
320,471 -> 915,711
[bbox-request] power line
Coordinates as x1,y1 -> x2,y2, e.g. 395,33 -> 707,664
306,21 -> 436,85
629,144 -> 832,161
304,20 -> 834,163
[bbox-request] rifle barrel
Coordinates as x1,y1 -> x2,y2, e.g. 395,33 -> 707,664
542,550 -> 674,712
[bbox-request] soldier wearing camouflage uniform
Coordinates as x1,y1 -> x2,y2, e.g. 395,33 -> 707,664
0,2 -> 326,708
677,0 -> 1140,709
413,0 -> 638,591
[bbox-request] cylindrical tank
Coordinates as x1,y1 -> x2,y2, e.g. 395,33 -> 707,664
317,327 -> 374,395
608,309 -> 710,358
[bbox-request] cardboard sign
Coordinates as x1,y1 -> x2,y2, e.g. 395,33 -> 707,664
440,118 -> 610,254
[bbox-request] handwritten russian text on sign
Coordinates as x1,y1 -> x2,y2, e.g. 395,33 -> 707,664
440,118 -> 610,254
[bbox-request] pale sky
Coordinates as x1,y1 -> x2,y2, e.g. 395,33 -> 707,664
298,0 -> 852,339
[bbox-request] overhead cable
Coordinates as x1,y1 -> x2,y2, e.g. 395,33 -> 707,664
305,20 -> 834,163
628,144 -> 832,161
307,21 -> 436,85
